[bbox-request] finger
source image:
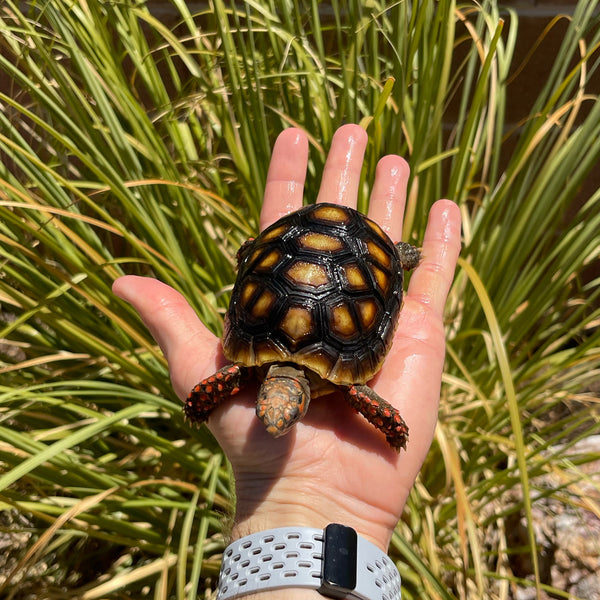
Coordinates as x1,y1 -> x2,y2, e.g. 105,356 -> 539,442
316,124 -> 368,209
406,199 -> 462,318
367,155 -> 410,242
112,275 -> 220,400
373,200 -> 461,442
260,128 -> 309,231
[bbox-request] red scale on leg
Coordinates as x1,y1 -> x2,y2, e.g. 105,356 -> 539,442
343,384 -> 409,451
184,363 -> 251,424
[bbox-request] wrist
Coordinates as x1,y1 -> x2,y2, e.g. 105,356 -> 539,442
231,476 -> 396,552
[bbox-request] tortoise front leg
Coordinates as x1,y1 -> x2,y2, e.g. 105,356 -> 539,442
185,364 -> 251,423
342,385 -> 409,451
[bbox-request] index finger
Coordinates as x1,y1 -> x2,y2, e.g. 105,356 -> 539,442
260,128 -> 309,231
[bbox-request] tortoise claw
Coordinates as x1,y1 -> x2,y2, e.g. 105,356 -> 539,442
343,384 -> 409,451
185,364 -> 250,423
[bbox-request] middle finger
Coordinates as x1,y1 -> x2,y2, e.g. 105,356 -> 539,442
316,124 -> 368,209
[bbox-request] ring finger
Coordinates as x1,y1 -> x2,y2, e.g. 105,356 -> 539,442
367,155 -> 410,243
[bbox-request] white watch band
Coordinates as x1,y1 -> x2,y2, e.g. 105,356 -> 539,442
216,524 -> 401,600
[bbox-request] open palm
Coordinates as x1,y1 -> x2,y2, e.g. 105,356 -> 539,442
113,124 -> 461,551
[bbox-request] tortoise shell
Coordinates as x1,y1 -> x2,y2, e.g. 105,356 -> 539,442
222,202 -> 407,386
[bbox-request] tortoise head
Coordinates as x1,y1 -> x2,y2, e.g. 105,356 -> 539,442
256,364 -> 311,437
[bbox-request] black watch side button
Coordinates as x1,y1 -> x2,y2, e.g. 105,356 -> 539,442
318,523 -> 358,599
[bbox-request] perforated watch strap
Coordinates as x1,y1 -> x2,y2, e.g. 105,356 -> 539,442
216,525 -> 401,600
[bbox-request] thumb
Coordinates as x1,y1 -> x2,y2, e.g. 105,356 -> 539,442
112,275 -> 220,400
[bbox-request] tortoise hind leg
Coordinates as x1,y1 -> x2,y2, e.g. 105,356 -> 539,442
185,364 -> 251,423
342,385 -> 409,451
395,242 -> 421,271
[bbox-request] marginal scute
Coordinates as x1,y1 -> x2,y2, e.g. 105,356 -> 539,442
260,223 -> 289,241
256,249 -> 281,270
297,349 -> 334,382
365,218 -> 386,240
367,240 -> 391,268
254,339 -> 289,365
328,357 -> 356,385
250,248 -> 263,264
240,281 -> 258,306
370,264 -> 389,293
223,336 -> 253,365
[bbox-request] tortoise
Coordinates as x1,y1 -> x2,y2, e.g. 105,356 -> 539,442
184,202 -> 421,450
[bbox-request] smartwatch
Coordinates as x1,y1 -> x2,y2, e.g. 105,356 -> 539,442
216,523 -> 401,599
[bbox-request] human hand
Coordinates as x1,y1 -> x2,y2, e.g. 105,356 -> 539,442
113,124 -> 461,557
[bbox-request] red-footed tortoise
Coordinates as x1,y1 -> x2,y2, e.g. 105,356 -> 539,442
184,202 -> 420,450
